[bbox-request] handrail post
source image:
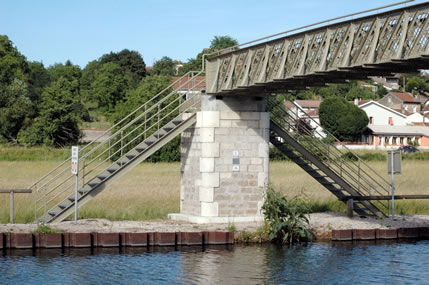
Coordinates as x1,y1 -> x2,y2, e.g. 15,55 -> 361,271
120,130 -> 124,158
144,105 -> 147,139
158,104 -> 161,131
10,190 -> 14,224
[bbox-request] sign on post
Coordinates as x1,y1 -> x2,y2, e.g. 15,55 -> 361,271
71,146 -> 79,175
71,146 -> 79,224
387,150 -> 402,174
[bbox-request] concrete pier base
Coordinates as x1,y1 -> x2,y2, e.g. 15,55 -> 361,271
169,96 -> 269,224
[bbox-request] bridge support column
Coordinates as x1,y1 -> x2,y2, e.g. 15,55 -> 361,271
169,96 -> 269,223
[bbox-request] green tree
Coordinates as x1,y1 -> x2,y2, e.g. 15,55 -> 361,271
18,77 -> 82,146
319,97 -> 368,142
179,35 -> 238,75
405,76 -> 428,93
0,79 -> 32,142
0,35 -> 29,86
100,49 -> 146,87
152,56 -> 176,76
47,60 -> 82,82
88,62 -> 128,116
27,61 -> 50,108
210,35 -> 238,50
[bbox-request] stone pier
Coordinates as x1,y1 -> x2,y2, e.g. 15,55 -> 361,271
169,96 -> 269,223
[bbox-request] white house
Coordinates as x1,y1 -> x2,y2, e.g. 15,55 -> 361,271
358,100 -> 408,126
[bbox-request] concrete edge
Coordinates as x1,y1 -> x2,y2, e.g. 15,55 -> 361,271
168,213 -> 265,224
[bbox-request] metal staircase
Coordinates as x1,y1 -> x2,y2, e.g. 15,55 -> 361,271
267,98 -> 391,217
31,71 -> 204,223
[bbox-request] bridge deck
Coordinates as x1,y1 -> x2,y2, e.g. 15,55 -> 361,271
206,2 -> 429,96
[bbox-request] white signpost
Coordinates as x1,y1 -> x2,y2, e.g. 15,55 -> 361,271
71,146 -> 79,224
388,150 -> 402,219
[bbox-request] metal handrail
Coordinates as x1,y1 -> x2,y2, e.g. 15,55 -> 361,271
35,95 -> 202,214
29,70 -> 202,191
289,100 -> 391,191
270,105 -> 384,196
267,98 -> 390,212
33,73 -> 205,220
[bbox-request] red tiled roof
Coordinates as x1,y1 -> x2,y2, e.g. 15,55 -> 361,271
296,100 -> 321,108
358,100 -> 370,106
172,76 -> 205,90
390,92 -> 418,103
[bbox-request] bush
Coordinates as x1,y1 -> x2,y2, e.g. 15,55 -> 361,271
262,186 -> 313,244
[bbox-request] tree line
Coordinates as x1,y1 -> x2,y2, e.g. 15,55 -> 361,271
0,35 -> 238,150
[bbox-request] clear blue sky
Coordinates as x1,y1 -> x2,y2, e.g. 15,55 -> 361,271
1,0 -> 424,68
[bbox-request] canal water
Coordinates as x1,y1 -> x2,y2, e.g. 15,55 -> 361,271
1,240 -> 428,284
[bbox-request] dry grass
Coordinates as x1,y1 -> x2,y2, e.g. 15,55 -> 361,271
1,160 -> 429,223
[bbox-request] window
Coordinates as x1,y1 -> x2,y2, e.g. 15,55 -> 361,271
388,96 -> 392,103
369,116 -> 374,124
378,136 -> 382,145
388,117 -> 393,125
385,137 -> 389,145
400,137 -> 404,145
413,106 -> 417,113
392,137 -> 397,145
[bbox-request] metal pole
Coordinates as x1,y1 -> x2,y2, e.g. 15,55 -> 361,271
75,172 -> 78,224
10,191 -> 14,224
391,151 -> 395,218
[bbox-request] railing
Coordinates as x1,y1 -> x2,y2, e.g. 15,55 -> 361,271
267,98 -> 390,214
31,71 -> 205,221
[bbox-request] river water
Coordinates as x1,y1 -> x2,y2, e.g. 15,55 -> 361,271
1,240 -> 428,284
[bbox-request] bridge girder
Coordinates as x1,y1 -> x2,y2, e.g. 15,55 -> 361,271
206,2 -> 429,96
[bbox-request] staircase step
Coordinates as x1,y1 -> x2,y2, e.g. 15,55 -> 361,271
78,189 -> 90,195
97,175 -> 107,181
154,133 -> 165,139
68,197 -> 75,202
126,154 -> 136,160
172,120 -> 183,125
117,161 -> 128,166
107,168 -> 118,173
163,126 -> 174,132
135,146 -> 146,152
88,182 -> 99,188
48,211 -> 57,217
146,141 -> 155,146
59,204 -> 68,209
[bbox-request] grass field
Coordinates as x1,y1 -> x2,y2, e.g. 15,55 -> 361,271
1,159 -> 429,224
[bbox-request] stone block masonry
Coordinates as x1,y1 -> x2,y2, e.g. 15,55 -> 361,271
171,96 -> 269,223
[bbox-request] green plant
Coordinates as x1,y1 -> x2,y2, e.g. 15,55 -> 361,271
226,223 -> 236,232
262,186 -> 313,244
34,223 -> 60,234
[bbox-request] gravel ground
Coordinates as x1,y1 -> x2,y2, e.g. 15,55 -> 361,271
1,212 -> 428,240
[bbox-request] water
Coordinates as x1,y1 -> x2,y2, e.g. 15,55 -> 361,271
1,240 -> 428,284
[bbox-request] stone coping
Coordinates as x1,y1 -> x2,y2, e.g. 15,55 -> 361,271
0,231 -> 234,249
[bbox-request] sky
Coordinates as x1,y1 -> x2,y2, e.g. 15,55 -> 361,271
1,0 -> 426,68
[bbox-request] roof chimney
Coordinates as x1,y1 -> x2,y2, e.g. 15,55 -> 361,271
354,98 -> 359,105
